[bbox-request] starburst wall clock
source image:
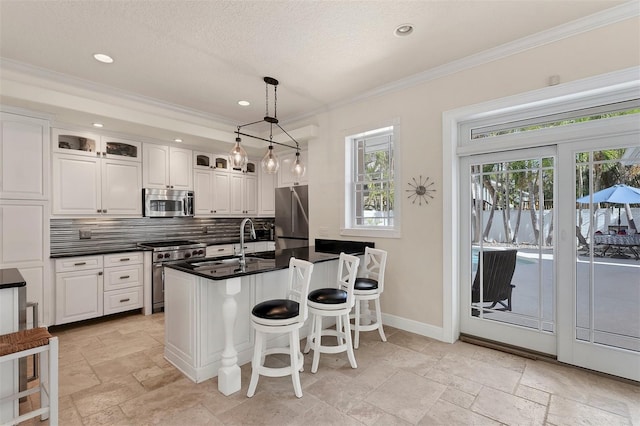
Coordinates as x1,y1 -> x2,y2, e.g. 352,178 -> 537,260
406,175 -> 436,206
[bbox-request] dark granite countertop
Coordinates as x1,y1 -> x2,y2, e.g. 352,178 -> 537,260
0,268 -> 26,289
50,246 -> 150,259
165,245 -> 364,281
50,238 -> 275,259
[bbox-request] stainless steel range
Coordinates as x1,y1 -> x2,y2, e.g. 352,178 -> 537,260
138,240 -> 206,312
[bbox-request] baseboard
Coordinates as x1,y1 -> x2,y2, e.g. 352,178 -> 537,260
381,313 -> 445,342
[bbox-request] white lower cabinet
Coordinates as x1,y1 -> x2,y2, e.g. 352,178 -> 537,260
55,252 -> 144,325
206,244 -> 234,258
55,262 -> 104,325
232,241 -> 275,255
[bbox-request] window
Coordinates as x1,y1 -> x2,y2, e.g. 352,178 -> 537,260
470,99 -> 640,140
343,124 -> 400,238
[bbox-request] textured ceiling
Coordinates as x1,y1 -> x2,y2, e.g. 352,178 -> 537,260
0,0 -> 629,143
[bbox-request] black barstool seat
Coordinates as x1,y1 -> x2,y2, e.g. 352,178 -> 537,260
252,299 -> 299,320
308,288 -> 347,304
354,277 -> 378,291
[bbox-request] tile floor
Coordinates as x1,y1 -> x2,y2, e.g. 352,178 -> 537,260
19,312 -> 640,425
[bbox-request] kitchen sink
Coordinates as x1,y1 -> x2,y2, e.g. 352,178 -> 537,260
189,256 -> 276,275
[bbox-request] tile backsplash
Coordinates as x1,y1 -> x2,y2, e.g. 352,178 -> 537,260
51,217 -> 274,256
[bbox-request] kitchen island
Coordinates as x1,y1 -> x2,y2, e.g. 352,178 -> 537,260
163,242 -> 370,395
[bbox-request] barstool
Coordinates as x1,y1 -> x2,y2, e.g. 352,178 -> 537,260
247,257 -> 314,398
0,327 -> 58,425
352,247 -> 388,349
304,253 -> 360,373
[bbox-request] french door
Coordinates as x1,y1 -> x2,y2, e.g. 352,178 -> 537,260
460,147 -> 557,355
557,137 -> 640,381
460,136 -> 640,381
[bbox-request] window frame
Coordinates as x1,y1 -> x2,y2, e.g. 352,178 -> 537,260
342,119 -> 401,239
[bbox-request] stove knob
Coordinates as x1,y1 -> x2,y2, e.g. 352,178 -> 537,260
157,254 -> 163,260
198,249 -> 204,255
163,253 -> 170,259
185,252 -> 191,259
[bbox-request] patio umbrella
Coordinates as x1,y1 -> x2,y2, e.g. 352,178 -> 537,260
576,184 -> 640,229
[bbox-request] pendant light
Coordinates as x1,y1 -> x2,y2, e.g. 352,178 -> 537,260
233,77 -> 304,175
291,150 -> 306,179
261,136 -> 280,173
230,134 -> 248,169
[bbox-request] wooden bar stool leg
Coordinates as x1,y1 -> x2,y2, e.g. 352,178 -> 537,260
290,330 -> 302,398
48,337 -> 59,425
247,331 -> 262,398
311,315 -> 322,374
354,299 -> 362,349
343,313 -> 357,369
374,298 -> 386,342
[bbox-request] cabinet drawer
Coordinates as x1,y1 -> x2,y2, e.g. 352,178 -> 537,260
55,255 -> 103,273
206,244 -> 234,258
104,251 -> 143,266
104,287 -> 143,315
104,264 -> 143,291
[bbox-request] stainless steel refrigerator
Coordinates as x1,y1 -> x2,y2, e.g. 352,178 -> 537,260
275,185 -> 309,249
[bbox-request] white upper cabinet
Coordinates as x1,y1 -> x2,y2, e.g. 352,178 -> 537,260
194,169 -> 214,215
52,129 -> 142,216
194,152 -> 229,170
0,112 -> 49,200
212,169 -> 231,215
54,130 -> 141,162
230,172 -> 257,216
143,144 -> 192,190
258,167 -> 276,216
277,150 -> 308,188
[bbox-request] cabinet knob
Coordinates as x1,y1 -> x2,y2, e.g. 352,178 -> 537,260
98,271 -> 103,276
97,209 -> 102,213
119,298 -> 130,303
120,258 -> 130,262
74,262 -> 86,266
102,209 -> 107,213
119,275 -> 130,279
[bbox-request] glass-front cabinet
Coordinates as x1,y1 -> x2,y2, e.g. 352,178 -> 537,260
53,129 -> 141,162
194,152 -> 230,170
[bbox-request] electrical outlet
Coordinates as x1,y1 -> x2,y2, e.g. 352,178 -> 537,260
79,229 -> 92,239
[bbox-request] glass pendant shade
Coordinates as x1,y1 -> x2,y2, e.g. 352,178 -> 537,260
261,145 -> 279,174
230,137 -> 248,168
291,152 -> 306,179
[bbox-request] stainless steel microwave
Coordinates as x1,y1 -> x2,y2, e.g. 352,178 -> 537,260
143,188 -> 194,217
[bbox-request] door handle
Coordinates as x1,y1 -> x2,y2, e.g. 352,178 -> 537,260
119,275 -> 130,279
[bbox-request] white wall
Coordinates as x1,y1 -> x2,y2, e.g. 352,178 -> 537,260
302,17 -> 640,331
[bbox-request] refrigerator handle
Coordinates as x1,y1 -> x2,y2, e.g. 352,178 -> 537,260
291,190 -> 295,233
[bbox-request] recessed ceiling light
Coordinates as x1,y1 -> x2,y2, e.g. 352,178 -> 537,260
174,138 -> 183,143
92,122 -> 103,128
93,53 -> 114,64
238,100 -> 250,106
394,24 -> 414,37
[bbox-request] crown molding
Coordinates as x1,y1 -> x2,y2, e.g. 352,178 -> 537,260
0,58 -> 236,127
288,0 -> 640,122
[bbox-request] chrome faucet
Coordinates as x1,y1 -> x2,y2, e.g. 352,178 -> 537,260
239,218 -> 256,267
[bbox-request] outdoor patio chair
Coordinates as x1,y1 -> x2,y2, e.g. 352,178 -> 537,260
472,249 -> 517,312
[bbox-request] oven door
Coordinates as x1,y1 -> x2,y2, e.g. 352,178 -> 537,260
152,263 -> 165,312
143,188 -> 194,217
